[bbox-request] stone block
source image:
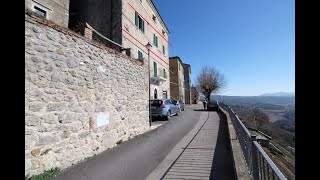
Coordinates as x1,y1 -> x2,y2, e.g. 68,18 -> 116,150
28,102 -> 45,112
47,102 -> 67,112
37,135 -> 58,146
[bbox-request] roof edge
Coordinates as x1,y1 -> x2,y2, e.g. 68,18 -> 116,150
147,0 -> 170,34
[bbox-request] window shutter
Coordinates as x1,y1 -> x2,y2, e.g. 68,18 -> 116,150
141,20 -> 145,33
153,34 -> 156,45
163,45 -> 165,55
156,36 -> 158,47
135,12 -> 138,26
138,50 -> 143,60
154,62 -> 157,77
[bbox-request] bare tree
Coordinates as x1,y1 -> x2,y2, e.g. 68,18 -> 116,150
195,65 -> 226,102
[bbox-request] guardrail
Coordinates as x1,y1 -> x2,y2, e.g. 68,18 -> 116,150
220,103 -> 287,180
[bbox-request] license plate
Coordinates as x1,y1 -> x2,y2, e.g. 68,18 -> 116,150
151,107 -> 156,109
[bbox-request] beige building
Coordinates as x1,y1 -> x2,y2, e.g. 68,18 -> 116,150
169,56 -> 185,102
122,0 -> 171,100
25,0 -> 70,28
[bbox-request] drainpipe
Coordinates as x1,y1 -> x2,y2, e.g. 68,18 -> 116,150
110,0 -> 113,48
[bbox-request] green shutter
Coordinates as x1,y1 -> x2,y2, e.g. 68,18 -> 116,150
154,62 -> 157,77
138,50 -> 143,60
156,36 -> 158,47
163,68 -> 166,78
141,20 -> 145,33
153,34 -> 156,45
135,12 -> 138,26
163,45 -> 165,55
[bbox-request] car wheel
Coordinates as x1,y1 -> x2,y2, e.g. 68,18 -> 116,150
166,111 -> 171,120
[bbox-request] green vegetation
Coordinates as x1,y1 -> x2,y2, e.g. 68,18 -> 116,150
40,149 -> 51,156
249,130 -> 260,136
116,140 -> 123,145
25,167 -> 60,180
271,140 -> 295,160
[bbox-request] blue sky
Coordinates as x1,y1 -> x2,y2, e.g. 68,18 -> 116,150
153,0 -> 295,96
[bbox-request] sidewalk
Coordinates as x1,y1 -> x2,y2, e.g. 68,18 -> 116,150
147,110 -> 236,179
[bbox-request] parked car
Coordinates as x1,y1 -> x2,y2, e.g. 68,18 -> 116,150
207,100 -> 220,111
150,99 -> 179,120
170,98 -> 184,113
178,100 -> 185,111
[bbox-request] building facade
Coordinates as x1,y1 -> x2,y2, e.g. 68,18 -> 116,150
25,0 -> 70,28
169,56 -> 185,102
191,86 -> 199,104
183,63 -> 191,105
122,0 -> 171,100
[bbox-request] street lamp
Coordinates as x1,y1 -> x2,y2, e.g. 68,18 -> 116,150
146,42 -> 152,126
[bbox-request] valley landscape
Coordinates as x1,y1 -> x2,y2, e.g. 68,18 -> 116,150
212,93 -> 295,179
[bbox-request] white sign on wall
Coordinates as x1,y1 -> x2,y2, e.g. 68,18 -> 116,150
96,112 -> 110,127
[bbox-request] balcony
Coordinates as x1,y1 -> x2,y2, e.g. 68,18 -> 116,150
151,69 -> 167,83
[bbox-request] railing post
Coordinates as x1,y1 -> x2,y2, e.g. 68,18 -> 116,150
251,135 -> 259,180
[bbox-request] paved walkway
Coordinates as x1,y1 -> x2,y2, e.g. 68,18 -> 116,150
54,104 -> 236,180
147,110 -> 236,180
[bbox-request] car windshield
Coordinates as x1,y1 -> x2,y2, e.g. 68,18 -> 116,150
151,100 -> 162,107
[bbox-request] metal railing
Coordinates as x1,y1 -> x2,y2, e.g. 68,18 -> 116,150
220,103 -> 287,180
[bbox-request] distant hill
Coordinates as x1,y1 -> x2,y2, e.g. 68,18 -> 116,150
260,92 -> 295,97
213,95 -> 295,108
215,95 -> 295,134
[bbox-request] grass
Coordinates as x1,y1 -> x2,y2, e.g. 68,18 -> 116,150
25,167 -> 60,180
116,140 -> 123,145
271,140 -> 295,160
249,130 -> 260,136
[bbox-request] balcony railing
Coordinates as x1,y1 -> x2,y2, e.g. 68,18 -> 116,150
151,69 -> 167,83
220,103 -> 287,180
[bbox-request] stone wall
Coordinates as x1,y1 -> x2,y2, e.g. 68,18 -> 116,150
25,15 -> 150,176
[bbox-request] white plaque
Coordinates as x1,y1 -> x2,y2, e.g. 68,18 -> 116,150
96,112 -> 110,127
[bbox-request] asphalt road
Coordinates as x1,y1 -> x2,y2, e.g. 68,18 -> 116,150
54,104 -> 205,180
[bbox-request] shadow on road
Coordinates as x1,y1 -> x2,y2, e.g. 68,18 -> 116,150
209,112 -> 236,180
194,109 -> 207,111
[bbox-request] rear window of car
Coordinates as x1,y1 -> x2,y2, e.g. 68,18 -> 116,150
151,100 -> 162,107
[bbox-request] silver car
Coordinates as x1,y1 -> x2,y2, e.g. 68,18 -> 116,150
151,99 -> 179,120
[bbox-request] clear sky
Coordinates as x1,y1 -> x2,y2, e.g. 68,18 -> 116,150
153,0 -> 295,96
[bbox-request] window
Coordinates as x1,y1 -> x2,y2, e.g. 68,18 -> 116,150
152,14 -> 156,22
138,50 -> 143,60
34,6 -> 47,18
163,68 -> 167,78
135,11 -> 145,33
162,29 -> 166,36
163,91 -> 167,99
153,61 -> 157,77
154,89 -> 158,99
153,34 -> 158,47
162,45 -> 165,55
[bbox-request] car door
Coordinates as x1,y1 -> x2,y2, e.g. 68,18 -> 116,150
170,100 -> 178,114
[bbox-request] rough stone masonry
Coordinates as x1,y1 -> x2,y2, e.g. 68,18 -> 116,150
25,16 -> 150,176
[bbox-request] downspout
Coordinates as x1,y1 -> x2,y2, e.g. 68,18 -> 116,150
110,0 -> 113,48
